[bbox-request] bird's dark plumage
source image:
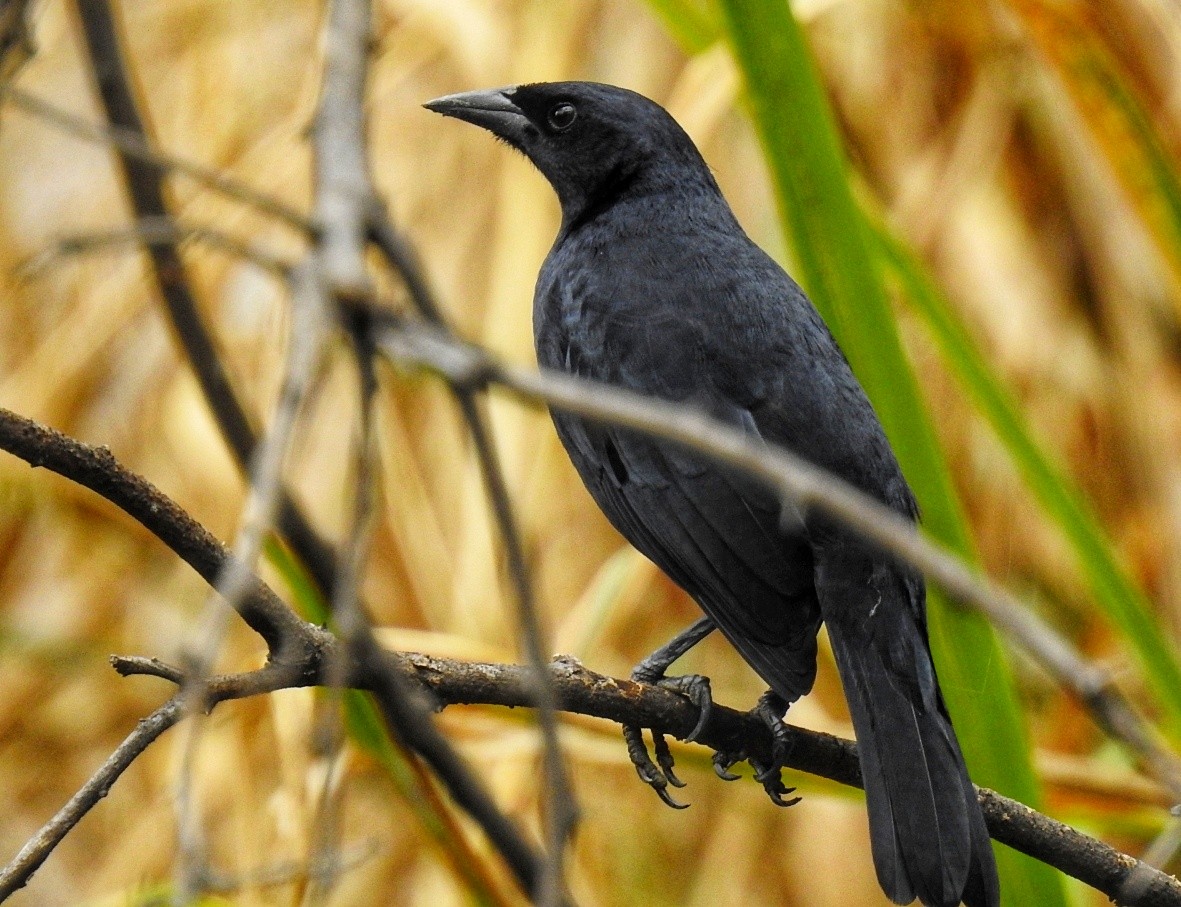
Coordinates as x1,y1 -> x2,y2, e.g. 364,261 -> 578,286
427,81 -> 999,907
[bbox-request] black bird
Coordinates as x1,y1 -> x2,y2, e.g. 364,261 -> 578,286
426,81 -> 999,907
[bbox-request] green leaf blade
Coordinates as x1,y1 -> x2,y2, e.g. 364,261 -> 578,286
711,1 -> 1070,903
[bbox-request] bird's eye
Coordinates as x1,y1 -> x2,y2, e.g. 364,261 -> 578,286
547,102 -> 577,131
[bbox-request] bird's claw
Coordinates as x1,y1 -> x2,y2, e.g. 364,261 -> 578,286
624,723 -> 688,809
706,692 -> 801,804
752,760 -> 801,808
652,732 -> 686,788
713,750 -> 741,781
621,682 -> 798,810
652,673 -> 713,742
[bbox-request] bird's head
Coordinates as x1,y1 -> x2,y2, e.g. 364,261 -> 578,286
424,81 -> 718,228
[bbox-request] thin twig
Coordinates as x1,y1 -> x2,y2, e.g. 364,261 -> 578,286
174,256 -> 332,900
188,257 -> 331,668
458,391 -> 577,903
0,698 -> 181,900
373,316 -> 1181,802
1143,814 -> 1181,872
367,207 -> 446,324
0,84 -> 310,232
19,218 -> 293,278
0,661 -> 310,901
205,838 -> 382,896
302,301 -> 382,907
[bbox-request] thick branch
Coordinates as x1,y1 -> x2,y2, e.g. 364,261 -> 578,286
313,0 -> 373,298
404,653 -> 1181,907
0,407 -> 318,661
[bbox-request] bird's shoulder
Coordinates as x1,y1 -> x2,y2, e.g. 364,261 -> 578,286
536,201 -> 811,388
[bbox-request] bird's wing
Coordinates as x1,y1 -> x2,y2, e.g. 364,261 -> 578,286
548,305 -> 822,700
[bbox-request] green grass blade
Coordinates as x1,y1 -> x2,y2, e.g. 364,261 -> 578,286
641,0 -> 720,53
874,222 -> 1181,735
712,1 -> 1069,903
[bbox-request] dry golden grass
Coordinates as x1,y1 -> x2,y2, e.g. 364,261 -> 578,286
3,0 -> 1181,904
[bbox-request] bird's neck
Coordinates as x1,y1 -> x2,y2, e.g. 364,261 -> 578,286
558,171 -> 731,241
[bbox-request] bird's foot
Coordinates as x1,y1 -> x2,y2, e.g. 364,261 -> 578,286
623,668 -> 714,809
750,691 -> 800,807
711,691 -> 800,807
634,670 -> 714,742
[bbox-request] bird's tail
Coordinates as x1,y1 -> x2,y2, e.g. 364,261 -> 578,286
819,555 -> 999,907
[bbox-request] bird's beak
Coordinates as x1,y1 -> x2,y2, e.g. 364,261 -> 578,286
423,87 -> 528,142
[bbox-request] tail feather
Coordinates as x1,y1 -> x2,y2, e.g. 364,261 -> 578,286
960,770 -> 1001,907
818,553 -> 999,907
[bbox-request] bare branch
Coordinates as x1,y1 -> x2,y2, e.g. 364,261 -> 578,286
367,211 -> 447,325
313,0 -> 373,298
69,0 -> 344,607
303,307 -> 382,907
110,654 -> 185,684
172,255 -> 331,898
405,652 -> 1181,907
0,408 -> 551,899
22,18 -> 578,893
0,406 -> 318,658
188,256 -> 331,667
202,838 -> 382,896
0,699 -> 182,900
0,661 -> 310,901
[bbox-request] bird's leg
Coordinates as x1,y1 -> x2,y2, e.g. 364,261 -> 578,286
623,616 -> 716,808
631,616 -> 716,738
749,690 -> 801,807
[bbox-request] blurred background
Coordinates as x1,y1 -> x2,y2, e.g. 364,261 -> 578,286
3,0 -> 1181,904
